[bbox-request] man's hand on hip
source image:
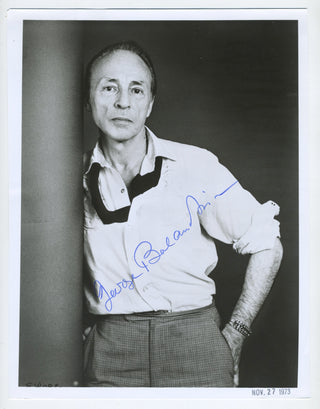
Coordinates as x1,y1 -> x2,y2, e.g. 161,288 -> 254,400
222,324 -> 246,387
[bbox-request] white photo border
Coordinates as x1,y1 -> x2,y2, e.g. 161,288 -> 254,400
5,5 -> 311,405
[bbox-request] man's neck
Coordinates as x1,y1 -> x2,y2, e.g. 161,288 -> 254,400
99,129 -> 148,186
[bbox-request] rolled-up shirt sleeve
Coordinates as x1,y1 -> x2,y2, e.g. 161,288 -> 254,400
198,150 -> 280,254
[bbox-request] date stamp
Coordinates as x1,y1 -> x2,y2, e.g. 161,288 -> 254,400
251,388 -> 292,397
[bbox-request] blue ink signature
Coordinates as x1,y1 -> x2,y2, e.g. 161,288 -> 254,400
213,180 -> 239,199
95,180 -> 238,312
134,181 -> 238,273
94,272 -> 143,312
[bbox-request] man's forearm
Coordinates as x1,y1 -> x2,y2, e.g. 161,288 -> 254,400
230,237 -> 283,328
222,238 -> 283,386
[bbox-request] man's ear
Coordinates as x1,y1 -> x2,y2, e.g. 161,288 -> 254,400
85,101 -> 91,112
146,98 -> 155,118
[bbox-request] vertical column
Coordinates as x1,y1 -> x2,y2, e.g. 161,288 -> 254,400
19,21 -> 84,386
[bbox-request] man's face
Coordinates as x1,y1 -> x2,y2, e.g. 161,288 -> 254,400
89,50 -> 154,143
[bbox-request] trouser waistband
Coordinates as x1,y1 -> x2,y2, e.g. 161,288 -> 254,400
96,300 -> 216,321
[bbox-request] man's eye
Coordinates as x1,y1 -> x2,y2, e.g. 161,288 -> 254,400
132,88 -> 144,95
102,86 -> 117,93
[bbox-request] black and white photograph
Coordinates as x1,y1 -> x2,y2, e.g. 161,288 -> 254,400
5,6 -> 312,403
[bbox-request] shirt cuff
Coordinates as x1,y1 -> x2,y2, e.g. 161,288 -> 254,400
232,200 -> 281,255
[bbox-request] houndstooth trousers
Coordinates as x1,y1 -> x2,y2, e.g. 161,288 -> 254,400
83,302 -> 234,387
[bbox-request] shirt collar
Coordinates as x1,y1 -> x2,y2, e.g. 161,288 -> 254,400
84,139 -> 110,175
84,127 -> 177,175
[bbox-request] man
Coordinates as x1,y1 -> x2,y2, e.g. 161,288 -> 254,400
82,41 -> 283,387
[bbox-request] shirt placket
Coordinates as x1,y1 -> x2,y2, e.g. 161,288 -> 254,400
124,191 -> 171,312
99,167 -> 130,209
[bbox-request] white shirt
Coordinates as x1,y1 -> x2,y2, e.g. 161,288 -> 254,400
83,128 -> 280,314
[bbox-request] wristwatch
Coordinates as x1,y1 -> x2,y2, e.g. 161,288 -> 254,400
228,319 -> 252,337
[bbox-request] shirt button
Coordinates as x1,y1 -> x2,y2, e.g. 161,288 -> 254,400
121,188 -> 125,194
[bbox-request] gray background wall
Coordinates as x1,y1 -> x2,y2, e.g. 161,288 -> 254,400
20,20 -> 298,387
20,21 -> 84,386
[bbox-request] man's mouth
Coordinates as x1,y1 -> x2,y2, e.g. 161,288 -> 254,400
112,117 -> 133,123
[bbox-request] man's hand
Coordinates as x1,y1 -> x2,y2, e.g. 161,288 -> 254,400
82,326 -> 92,342
222,324 -> 246,387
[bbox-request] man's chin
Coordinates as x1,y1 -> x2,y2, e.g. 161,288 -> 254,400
99,125 -> 144,143
99,130 -> 140,143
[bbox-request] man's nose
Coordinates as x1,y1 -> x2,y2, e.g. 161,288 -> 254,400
115,89 -> 130,109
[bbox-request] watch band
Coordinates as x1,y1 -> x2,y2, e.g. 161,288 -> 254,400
228,319 -> 252,337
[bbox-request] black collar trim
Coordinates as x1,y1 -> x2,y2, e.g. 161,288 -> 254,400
88,156 -> 163,225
